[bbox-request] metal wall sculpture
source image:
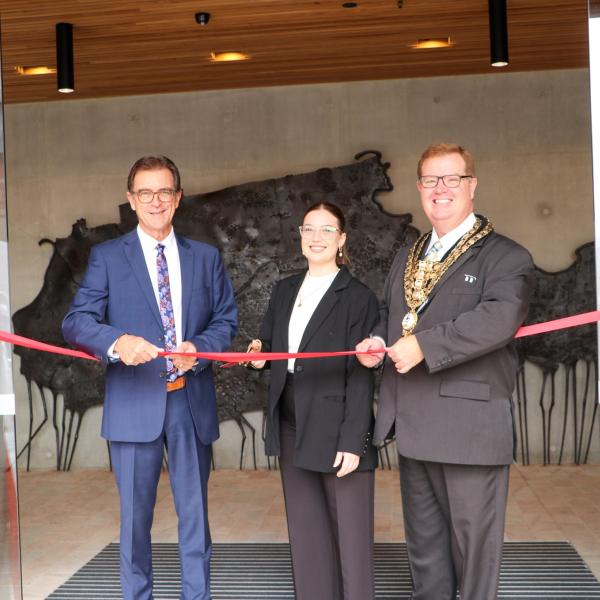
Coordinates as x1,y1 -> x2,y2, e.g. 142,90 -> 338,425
12,150 -> 600,470
13,150 -> 418,470
12,224 -> 121,470
515,242 -> 598,465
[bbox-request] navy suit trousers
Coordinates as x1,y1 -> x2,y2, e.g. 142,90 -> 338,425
110,387 -> 212,600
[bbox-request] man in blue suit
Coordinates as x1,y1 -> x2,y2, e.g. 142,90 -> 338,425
62,155 -> 238,600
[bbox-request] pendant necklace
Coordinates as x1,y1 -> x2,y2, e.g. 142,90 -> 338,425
296,271 -> 338,307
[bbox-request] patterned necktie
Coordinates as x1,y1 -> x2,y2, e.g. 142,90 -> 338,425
156,244 -> 178,382
416,240 -> 443,315
425,240 -> 443,262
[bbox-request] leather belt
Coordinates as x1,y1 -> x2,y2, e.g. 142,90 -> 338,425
166,376 -> 186,392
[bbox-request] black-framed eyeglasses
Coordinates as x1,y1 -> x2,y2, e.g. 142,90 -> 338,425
298,225 -> 341,239
132,188 -> 178,203
418,175 -> 473,188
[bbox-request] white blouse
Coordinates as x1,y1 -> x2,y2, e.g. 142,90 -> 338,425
287,270 -> 339,372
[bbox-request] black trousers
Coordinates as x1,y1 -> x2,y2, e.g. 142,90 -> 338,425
278,377 -> 375,600
399,455 -> 509,600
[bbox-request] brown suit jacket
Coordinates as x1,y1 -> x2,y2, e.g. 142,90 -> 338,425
373,226 -> 535,466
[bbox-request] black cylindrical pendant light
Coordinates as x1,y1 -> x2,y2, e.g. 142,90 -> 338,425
488,0 -> 509,67
56,22 -> 74,93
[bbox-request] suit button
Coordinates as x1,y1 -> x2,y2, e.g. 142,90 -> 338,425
295,365 -> 303,373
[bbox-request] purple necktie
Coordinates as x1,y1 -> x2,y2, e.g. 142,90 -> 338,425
156,244 -> 178,382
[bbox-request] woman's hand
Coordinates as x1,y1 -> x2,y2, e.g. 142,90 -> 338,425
246,339 -> 266,369
355,337 -> 385,368
333,451 -> 360,477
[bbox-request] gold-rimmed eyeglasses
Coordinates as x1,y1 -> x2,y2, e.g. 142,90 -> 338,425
299,225 -> 341,239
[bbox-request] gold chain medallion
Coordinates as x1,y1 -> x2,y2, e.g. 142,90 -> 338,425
401,217 -> 493,336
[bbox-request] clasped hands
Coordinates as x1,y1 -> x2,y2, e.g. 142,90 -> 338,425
114,334 -> 198,372
355,334 -> 424,374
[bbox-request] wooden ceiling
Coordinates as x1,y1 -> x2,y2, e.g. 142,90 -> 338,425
0,0 -> 591,104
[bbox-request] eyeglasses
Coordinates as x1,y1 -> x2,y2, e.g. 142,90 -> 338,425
418,175 -> 473,188
298,225 -> 341,239
132,188 -> 178,203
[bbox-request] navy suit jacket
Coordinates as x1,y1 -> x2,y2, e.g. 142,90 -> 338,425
62,228 -> 238,445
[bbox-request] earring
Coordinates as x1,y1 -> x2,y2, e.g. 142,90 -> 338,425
338,247 -> 343,258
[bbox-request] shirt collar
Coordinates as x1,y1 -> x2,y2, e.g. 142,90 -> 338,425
136,225 -> 177,253
429,213 -> 476,255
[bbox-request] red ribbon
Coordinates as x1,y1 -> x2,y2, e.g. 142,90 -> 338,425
164,349 -> 384,361
1,309 -> 599,365
0,330 -> 101,361
513,310 -> 600,339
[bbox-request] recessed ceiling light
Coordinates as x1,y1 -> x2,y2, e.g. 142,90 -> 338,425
15,66 -> 56,76
342,2 -> 359,7
410,38 -> 453,49
210,51 -> 250,62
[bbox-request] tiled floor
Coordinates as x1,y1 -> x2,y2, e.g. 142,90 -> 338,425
18,464 -> 600,599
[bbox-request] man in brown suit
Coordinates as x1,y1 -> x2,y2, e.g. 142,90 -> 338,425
357,143 -> 535,600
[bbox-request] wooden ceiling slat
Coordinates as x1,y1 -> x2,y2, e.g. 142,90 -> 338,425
0,0 -> 590,104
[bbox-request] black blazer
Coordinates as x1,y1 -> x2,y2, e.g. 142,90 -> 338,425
258,266 -> 379,473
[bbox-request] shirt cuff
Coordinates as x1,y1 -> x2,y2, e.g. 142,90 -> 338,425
370,334 -> 386,348
107,339 -> 120,362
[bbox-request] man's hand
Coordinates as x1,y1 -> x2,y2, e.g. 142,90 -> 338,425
355,337 -> 386,368
114,334 -> 160,366
387,334 -> 424,374
333,451 -> 360,477
166,341 -> 198,373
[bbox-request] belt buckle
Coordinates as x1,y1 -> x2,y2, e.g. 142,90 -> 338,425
166,376 -> 186,392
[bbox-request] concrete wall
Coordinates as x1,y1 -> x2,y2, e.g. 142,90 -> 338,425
4,68 -> 596,469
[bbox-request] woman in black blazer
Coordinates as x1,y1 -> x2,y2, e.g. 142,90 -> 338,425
248,201 -> 379,600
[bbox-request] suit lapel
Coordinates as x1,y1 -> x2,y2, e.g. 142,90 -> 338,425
177,235 -> 194,338
122,230 -> 163,330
